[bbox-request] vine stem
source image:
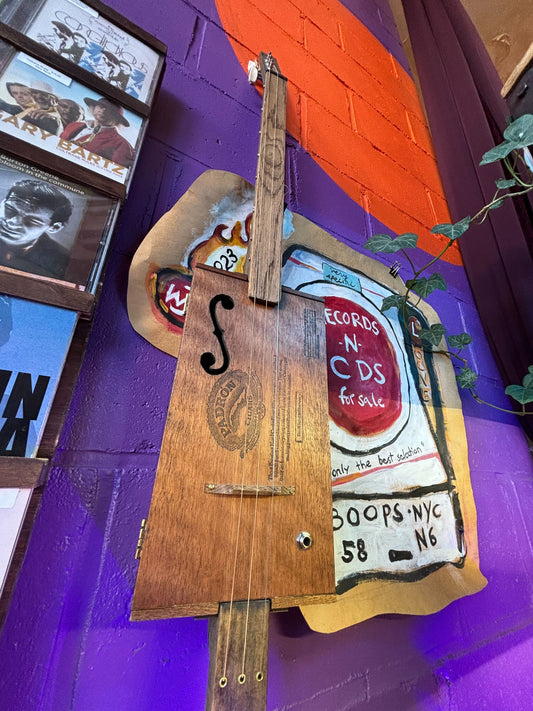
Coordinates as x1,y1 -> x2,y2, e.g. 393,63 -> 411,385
503,155 -> 533,188
470,392 -> 530,416
412,239 -> 454,279
400,248 -> 416,276
428,349 -> 467,365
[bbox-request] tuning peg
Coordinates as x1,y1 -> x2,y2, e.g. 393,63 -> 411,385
248,59 -> 260,84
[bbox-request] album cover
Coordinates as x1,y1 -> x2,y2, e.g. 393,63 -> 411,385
0,0 -> 163,104
0,40 -> 144,185
0,151 -> 119,287
0,294 -> 76,458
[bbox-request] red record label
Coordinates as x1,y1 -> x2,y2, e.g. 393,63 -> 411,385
325,296 -> 402,437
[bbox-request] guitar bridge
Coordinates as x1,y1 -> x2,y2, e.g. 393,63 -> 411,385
204,483 -> 295,496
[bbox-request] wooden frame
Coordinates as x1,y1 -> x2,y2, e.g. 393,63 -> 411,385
0,0 -> 165,633
0,456 -> 47,487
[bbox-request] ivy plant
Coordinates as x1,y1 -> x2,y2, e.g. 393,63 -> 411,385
364,114 -> 533,416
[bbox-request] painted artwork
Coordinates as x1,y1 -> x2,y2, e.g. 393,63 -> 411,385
0,41 -> 143,184
0,294 -> 76,457
127,171 -> 486,629
281,247 -> 464,593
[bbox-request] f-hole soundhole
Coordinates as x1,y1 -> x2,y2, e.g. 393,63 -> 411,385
201,294 -> 234,375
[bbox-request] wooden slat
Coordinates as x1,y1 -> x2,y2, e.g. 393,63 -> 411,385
247,53 -> 287,305
131,265 -> 335,619
0,267 -> 94,315
37,316 -> 92,458
206,600 -> 270,711
0,133 -> 126,199
0,457 -> 47,488
83,0 -> 167,54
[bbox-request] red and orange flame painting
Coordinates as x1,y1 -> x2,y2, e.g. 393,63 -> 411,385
147,212 -> 252,332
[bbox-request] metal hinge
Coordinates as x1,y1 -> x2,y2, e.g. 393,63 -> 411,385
135,518 -> 148,560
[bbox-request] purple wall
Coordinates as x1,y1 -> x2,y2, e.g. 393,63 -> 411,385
1,1 -> 533,709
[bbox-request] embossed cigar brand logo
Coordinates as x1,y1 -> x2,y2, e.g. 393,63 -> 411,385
207,370 -> 266,457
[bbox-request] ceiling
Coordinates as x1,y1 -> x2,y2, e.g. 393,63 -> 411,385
389,0 -> 532,87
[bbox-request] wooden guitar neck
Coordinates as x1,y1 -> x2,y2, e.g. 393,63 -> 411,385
246,52 -> 287,305
206,600 -> 270,711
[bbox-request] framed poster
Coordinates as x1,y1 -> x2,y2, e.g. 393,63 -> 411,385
0,0 -> 165,105
0,39 -> 144,187
0,151 -> 119,293
0,294 -> 76,458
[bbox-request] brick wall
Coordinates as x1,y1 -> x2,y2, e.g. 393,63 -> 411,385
1,1 -> 532,709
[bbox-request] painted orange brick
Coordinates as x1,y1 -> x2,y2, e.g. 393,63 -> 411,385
337,174 -> 455,264
405,110 -> 434,155
293,0 -> 343,45
349,92 -> 446,193
215,1 -> 350,130
215,0 -> 460,263
304,19 -> 407,130
305,15 -> 425,120
390,54 -> 421,109
249,0 -> 304,45
363,187 -> 459,262
288,80 -> 302,138
290,54 -> 350,125
305,98 -> 435,225
426,189 -> 451,226
340,22 -> 397,86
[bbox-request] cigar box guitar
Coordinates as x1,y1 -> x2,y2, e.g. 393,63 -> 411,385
131,52 -> 335,710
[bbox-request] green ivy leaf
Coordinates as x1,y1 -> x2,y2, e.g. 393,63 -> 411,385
488,199 -> 504,211
456,366 -> 478,389
447,332 -> 473,349
418,323 -> 446,346
495,178 -> 516,189
364,232 -> 418,253
521,365 -> 533,389
505,384 -> 533,405
381,294 -> 404,312
480,141 -> 517,165
431,216 -> 471,241
410,273 -> 447,298
522,374 -> 533,389
503,114 -> 533,148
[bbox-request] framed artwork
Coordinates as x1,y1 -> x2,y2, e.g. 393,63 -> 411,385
0,39 -> 144,189
0,0 -> 165,107
0,151 -> 119,295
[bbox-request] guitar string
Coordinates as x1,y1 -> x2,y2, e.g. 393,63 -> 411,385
221,276 -> 258,683
241,55 -> 283,681
258,58 -> 283,676
221,57 -> 273,684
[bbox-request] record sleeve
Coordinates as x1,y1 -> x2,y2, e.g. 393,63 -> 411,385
0,39 -> 144,186
0,294 -> 76,458
0,0 -> 163,105
0,151 -> 119,292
